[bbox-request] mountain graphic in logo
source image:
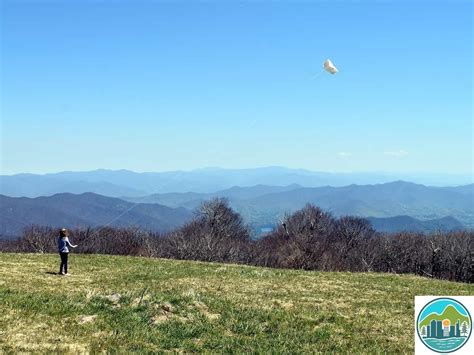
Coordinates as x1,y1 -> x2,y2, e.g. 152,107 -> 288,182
417,298 -> 471,353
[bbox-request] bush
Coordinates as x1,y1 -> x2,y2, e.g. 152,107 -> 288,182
1,201 -> 472,283
164,198 -> 251,263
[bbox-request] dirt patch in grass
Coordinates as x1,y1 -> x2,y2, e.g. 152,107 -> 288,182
78,315 -> 97,324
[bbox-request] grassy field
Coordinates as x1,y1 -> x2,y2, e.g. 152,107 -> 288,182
0,253 -> 472,353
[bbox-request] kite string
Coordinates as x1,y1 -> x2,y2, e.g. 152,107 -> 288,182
6,193 -> 152,239
312,69 -> 325,80
249,68 -> 325,129
88,194 -> 152,238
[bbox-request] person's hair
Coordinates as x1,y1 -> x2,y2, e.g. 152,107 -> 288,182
60,228 -> 68,238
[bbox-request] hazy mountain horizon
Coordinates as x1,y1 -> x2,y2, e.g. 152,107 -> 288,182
3,166 -> 473,182
1,166 -> 472,198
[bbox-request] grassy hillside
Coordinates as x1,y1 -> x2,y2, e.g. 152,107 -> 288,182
0,253 -> 471,353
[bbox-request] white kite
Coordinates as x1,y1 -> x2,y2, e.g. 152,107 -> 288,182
323,59 -> 338,74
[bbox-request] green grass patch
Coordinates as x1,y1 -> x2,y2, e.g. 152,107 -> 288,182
0,253 -> 471,352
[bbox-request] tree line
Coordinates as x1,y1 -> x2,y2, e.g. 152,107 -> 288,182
1,198 -> 472,283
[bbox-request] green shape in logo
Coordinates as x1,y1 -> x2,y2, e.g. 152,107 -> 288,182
417,298 -> 471,353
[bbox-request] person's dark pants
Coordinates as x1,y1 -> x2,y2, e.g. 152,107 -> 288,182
59,252 -> 68,274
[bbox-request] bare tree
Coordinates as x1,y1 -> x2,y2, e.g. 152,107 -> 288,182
2,202 -> 472,283
167,198 -> 251,263
275,204 -> 335,270
332,216 -> 376,271
20,225 -> 56,253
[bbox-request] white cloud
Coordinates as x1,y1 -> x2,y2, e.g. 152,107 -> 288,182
384,150 -> 409,157
337,152 -> 352,157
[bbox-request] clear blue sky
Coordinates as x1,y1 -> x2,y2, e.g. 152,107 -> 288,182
1,0 -> 472,175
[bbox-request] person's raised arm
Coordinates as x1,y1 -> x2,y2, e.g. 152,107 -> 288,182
66,237 -> 78,248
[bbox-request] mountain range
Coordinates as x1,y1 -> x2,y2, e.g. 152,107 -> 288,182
419,305 -> 470,329
0,193 -> 192,237
1,167 -> 472,197
124,181 -> 474,229
1,179 -> 472,237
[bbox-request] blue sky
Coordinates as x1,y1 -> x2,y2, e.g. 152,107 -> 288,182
1,0 -> 472,175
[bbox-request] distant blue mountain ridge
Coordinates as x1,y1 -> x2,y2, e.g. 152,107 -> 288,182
0,171 -> 472,237
1,167 -> 472,196
123,181 -> 473,230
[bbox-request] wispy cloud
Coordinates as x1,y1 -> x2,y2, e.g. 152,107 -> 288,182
384,150 -> 409,157
337,152 -> 352,157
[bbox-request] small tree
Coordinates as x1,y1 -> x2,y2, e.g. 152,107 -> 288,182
279,204 -> 335,270
332,216 -> 376,271
21,225 -> 56,253
168,198 -> 251,263
460,321 -> 469,336
421,326 -> 427,337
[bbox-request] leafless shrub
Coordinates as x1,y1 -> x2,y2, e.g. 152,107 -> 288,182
254,205 -> 336,270
330,216 -> 377,271
1,202 -> 472,283
18,225 -> 56,253
166,198 -> 251,263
